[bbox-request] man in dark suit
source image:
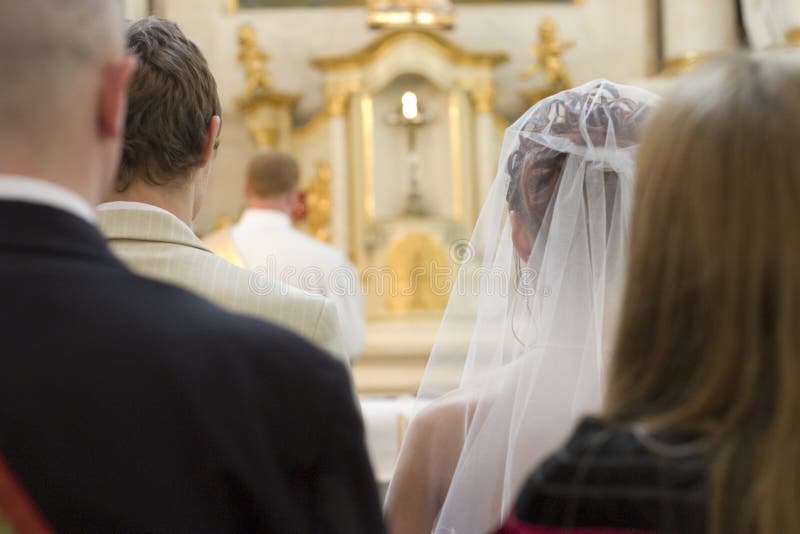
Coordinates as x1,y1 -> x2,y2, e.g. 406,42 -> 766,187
0,1 -> 383,532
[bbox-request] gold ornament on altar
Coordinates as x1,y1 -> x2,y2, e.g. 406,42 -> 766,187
385,90 -> 434,216
302,161 -> 333,242
367,0 -> 454,29
384,233 -> 450,312
234,24 -> 299,148
520,19 -> 575,104
786,27 -> 800,47
236,24 -> 273,105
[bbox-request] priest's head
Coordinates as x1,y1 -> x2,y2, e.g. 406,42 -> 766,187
0,0 -> 136,205
108,17 -> 221,225
244,150 -> 301,215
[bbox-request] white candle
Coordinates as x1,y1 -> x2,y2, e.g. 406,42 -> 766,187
401,91 -> 419,120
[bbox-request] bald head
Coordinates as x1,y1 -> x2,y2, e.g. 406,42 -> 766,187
0,0 -> 125,138
0,0 -> 135,205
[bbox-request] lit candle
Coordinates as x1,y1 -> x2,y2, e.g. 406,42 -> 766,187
401,91 -> 419,120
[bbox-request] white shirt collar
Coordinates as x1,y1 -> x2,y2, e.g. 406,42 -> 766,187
0,174 -> 95,223
238,208 -> 292,229
97,201 -> 194,233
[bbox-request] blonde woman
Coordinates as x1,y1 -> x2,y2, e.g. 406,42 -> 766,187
499,52 -> 800,534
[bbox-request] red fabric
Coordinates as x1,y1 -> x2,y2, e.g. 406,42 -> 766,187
0,453 -> 52,533
496,513 -> 658,534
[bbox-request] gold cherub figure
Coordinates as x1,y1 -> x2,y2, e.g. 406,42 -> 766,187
303,161 -> 333,243
522,19 -> 575,91
237,24 -> 272,102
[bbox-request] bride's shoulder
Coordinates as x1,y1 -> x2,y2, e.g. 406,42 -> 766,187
413,391 -> 479,434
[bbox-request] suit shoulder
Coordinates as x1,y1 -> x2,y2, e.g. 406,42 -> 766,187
141,243 -> 328,324
127,270 -> 347,384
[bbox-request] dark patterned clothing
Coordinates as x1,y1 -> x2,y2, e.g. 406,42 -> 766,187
497,418 -> 706,534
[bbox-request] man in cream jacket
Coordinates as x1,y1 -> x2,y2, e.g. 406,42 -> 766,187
96,17 -> 348,363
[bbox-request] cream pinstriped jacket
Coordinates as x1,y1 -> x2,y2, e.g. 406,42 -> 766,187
95,203 -> 349,364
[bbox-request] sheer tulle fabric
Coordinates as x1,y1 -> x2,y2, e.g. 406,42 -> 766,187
388,80 -> 659,534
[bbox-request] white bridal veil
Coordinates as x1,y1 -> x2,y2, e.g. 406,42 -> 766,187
390,80 -> 659,533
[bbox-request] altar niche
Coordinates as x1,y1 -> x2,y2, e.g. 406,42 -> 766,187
374,74 -> 451,220
304,29 -> 507,320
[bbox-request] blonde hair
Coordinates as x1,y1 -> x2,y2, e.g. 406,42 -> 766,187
605,52 -> 800,534
246,150 -> 300,198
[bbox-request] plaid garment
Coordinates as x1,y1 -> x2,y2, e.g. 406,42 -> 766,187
497,418 -> 706,534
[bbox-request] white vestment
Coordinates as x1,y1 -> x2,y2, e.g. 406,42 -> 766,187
206,209 -> 366,361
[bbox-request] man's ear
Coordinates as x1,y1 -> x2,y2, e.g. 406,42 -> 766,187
98,55 -> 138,139
286,186 -> 301,207
199,115 -> 222,168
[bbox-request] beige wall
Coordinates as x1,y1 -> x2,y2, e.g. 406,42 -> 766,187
143,0 -> 662,233
124,0 -> 150,20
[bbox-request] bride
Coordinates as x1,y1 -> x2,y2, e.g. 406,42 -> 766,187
384,80 -> 659,534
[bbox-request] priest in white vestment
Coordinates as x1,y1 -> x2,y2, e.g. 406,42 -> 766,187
205,150 -> 366,361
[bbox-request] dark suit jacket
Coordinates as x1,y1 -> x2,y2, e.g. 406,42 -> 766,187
0,201 -> 384,533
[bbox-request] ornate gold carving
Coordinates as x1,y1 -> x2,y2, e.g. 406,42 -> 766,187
235,24 -> 299,147
235,23 -> 300,110
384,232 -> 450,312
367,0 -> 454,30
326,93 -> 349,116
311,29 -> 508,71
786,27 -> 800,47
520,18 -> 574,105
250,126 -> 279,148
292,111 -> 330,141
469,89 -> 495,114
228,0 -> 584,13
225,0 -> 239,14
661,51 -> 711,76
236,24 -> 273,105
302,161 -> 333,242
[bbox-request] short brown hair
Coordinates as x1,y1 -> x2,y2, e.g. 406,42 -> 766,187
246,150 -> 300,198
117,17 -> 221,191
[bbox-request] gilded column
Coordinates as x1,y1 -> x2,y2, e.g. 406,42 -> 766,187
326,91 -> 350,253
470,87 -> 497,205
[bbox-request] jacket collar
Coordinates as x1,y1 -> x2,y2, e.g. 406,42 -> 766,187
0,174 -> 95,223
236,208 -> 292,230
0,201 -> 123,267
96,203 -> 212,254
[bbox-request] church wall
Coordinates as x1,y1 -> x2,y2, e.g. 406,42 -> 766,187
141,0 -> 659,234
125,0 -> 150,20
